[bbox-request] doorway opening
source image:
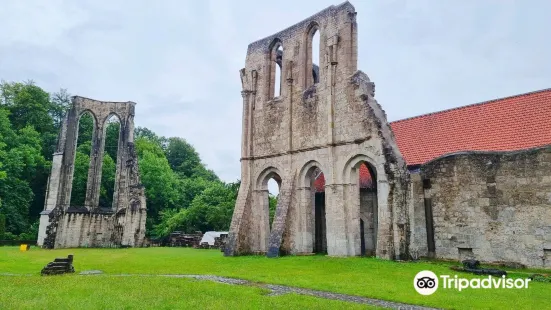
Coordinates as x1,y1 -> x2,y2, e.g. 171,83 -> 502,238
358,162 -> 377,256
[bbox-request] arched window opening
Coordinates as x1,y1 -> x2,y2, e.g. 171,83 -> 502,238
274,45 -> 283,98
358,162 -> 378,256
270,41 -> 283,99
311,29 -> 320,84
306,25 -> 321,87
311,167 -> 327,254
268,178 -> 280,229
70,112 -> 95,207
99,115 -> 120,209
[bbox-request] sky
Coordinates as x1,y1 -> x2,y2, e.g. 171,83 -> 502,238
1,0 -> 551,185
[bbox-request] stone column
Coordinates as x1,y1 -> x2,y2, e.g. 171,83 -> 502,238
58,107 -> 80,209
251,189 -> 270,253
111,118 -> 125,211
325,184 -> 348,256
376,179 -> 394,259
241,90 -> 251,158
344,182 -> 361,256
292,186 -> 314,254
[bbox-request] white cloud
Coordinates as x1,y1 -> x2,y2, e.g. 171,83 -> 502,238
1,0 -> 551,182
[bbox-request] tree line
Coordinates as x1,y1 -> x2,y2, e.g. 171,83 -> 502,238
0,80 -> 277,241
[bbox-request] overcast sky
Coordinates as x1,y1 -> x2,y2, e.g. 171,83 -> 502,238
1,0 -> 550,183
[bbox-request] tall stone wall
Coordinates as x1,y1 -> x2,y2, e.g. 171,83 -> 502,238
225,2 -> 411,260
37,96 -> 147,249
420,147 -> 551,268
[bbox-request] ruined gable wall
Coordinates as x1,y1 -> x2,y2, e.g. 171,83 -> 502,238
244,2 -> 358,156
421,147 -> 551,268
228,2 -> 412,259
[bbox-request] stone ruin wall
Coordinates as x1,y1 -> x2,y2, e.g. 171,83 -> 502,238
225,2 -> 411,260
37,96 -> 147,249
417,147 -> 551,268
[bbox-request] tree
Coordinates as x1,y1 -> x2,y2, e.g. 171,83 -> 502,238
135,127 -> 167,149
165,137 -> 218,181
77,113 -> 94,148
104,120 -> 120,161
0,82 -> 68,231
136,137 -> 180,232
49,88 -> 71,129
70,147 -> 90,207
99,153 -> 116,208
153,181 -> 239,237
0,125 -> 47,234
269,194 -> 278,225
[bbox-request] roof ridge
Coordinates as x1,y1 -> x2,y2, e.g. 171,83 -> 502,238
390,88 -> 551,124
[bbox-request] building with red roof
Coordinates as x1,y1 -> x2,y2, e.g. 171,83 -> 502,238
395,88 -> 551,267
390,88 -> 551,167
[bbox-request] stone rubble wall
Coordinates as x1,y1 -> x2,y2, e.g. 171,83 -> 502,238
420,147 -> 551,268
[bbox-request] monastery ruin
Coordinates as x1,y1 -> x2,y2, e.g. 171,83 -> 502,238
37,96 -> 147,249
225,2 -> 551,269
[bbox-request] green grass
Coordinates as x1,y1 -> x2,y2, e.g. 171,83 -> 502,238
0,276 -> 377,310
1,247 -> 549,310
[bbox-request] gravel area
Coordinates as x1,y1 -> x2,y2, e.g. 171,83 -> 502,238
79,270 -> 104,275
143,274 -> 439,309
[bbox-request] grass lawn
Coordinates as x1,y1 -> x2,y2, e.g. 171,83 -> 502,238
1,247 -> 549,310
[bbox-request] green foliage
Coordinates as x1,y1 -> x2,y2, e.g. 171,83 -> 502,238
165,137 -> 218,181
269,194 -> 278,226
136,137 -> 180,231
0,109 -> 48,234
77,112 -> 94,147
530,274 -> 551,283
98,117 -> 120,209
153,182 -> 238,237
135,126 -> 167,148
70,151 -> 90,206
104,118 -> 120,161
99,154 -> 116,208
0,81 -> 67,235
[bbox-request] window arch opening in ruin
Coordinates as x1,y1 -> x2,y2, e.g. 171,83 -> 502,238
358,161 -> 378,256
311,28 -> 320,84
269,40 -> 283,99
310,167 -> 327,254
70,111 -> 95,207
267,177 -> 280,231
274,45 -> 283,98
256,169 -> 282,253
306,24 -> 321,87
99,114 -> 121,210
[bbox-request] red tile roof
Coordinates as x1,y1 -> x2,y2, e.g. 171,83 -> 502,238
390,89 -> 551,166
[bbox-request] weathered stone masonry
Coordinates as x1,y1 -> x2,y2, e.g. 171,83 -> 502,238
37,96 -> 147,249
414,147 -> 551,268
225,2 -> 411,259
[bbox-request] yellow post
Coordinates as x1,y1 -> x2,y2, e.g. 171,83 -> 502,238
19,244 -> 28,251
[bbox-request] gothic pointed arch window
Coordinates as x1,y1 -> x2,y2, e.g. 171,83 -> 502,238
305,23 -> 321,87
269,39 -> 283,99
